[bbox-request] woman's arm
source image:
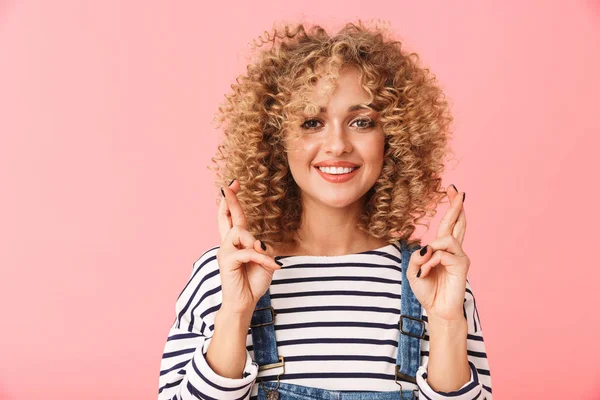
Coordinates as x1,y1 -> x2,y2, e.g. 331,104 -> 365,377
158,249 -> 258,400
416,277 -> 493,399
426,316 -> 471,391
206,306 -> 254,378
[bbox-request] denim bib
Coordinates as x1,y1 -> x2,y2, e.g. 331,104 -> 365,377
250,239 -> 425,400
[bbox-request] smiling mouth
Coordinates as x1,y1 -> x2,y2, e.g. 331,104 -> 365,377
314,166 -> 360,175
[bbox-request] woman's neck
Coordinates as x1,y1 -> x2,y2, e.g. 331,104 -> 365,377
274,197 -> 388,257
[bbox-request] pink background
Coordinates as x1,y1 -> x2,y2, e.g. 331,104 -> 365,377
2,1 -> 600,399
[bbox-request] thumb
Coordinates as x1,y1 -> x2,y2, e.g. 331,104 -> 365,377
409,244 -> 432,279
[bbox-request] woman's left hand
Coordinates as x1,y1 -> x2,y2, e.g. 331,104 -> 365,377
407,184 -> 470,324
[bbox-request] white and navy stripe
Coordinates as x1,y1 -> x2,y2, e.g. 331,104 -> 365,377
158,244 -> 492,399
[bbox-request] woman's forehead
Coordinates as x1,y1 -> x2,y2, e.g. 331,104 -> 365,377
295,80 -> 373,114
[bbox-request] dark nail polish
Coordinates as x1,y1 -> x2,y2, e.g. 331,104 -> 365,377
260,240 -> 266,251
463,192 -> 466,202
420,245 -> 428,256
228,179 -> 235,187
221,188 -> 225,197
451,184 -> 458,192
417,269 -> 422,278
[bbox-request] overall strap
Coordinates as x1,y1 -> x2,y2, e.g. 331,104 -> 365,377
250,288 -> 285,373
395,239 -> 426,385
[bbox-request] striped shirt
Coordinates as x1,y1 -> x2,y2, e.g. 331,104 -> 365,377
158,242 -> 492,399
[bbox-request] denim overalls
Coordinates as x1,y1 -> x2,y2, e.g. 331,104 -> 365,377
249,240 -> 425,400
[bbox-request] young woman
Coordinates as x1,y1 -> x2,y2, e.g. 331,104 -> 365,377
158,21 -> 492,400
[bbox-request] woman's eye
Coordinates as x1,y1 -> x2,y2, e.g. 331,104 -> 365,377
300,119 -> 323,130
352,118 -> 376,130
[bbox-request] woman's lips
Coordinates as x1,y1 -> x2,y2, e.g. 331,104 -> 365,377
314,166 -> 360,183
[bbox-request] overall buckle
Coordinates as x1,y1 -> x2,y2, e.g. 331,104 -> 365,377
398,314 -> 426,339
250,305 -> 276,328
258,356 -> 285,392
395,365 -> 419,398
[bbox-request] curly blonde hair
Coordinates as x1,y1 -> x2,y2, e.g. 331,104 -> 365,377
209,19 -> 456,251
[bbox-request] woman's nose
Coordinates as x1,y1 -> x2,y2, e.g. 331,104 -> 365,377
322,123 -> 352,154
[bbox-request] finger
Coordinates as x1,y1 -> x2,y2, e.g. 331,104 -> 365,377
437,184 -> 465,240
253,238 -> 274,257
418,249 -> 464,279
221,182 -> 247,229
253,239 -> 283,267
217,180 -> 237,242
419,234 -> 466,258
230,248 -> 281,272
410,234 -> 465,278
221,226 -> 261,254
407,243 -> 434,279
445,185 -> 459,237
227,178 -> 240,194
218,194 -> 232,242
452,206 -> 467,246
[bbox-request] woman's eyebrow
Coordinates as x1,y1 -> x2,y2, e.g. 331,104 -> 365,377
317,104 -> 374,113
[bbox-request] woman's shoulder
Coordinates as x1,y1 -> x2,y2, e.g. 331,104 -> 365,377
175,245 -> 222,311
190,244 -> 221,276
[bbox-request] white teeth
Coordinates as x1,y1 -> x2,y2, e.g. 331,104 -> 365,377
318,166 -> 357,175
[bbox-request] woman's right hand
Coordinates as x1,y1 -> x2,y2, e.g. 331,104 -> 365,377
216,179 -> 282,317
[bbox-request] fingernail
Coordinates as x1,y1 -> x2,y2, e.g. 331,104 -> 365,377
463,192 -> 466,202
221,188 -> 225,197
451,184 -> 458,192
420,245 -> 428,256
417,269 -> 422,278
228,179 -> 235,187
260,240 -> 266,251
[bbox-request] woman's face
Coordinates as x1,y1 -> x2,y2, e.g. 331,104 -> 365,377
285,67 -> 386,209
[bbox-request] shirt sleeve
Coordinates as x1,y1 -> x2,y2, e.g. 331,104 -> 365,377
415,277 -> 493,399
158,247 -> 259,399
